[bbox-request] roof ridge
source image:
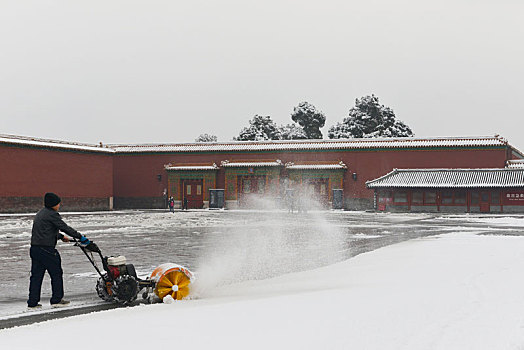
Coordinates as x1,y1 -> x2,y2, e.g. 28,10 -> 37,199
108,135 -> 501,148
0,134 -> 113,153
0,133 -> 104,148
367,167 -> 524,189
395,168 -> 524,172
2,134 -> 520,155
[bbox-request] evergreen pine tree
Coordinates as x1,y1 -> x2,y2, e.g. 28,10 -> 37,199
234,115 -> 282,141
279,123 -> 307,140
328,95 -> 413,139
195,133 -> 218,142
291,102 -> 326,139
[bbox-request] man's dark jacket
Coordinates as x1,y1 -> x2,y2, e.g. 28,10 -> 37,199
31,207 -> 82,247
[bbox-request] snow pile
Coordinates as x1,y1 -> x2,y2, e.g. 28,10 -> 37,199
3,232 -> 524,349
436,215 -> 524,227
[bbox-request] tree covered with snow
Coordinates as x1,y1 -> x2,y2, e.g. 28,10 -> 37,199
195,133 -> 218,142
279,123 -> 307,140
328,95 -> 414,139
291,101 -> 326,139
234,115 -> 282,141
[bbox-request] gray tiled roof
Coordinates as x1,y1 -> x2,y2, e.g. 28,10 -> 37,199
109,136 -> 514,153
507,160 -> 524,168
366,168 -> 524,188
1,134 -> 522,157
285,161 -> 347,170
0,134 -> 113,153
221,160 -> 282,167
165,163 -> 219,171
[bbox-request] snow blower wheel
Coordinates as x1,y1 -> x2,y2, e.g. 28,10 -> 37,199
111,275 -> 138,304
96,274 -> 114,302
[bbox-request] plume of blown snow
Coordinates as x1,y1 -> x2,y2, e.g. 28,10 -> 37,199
191,195 -> 347,298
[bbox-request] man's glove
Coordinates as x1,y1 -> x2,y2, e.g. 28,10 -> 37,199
79,236 -> 90,247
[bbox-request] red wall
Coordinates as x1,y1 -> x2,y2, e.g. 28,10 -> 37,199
113,153 -> 228,198
113,147 -> 509,200
0,145 -> 113,198
0,141 -> 512,212
502,190 -> 524,205
346,148 -> 507,198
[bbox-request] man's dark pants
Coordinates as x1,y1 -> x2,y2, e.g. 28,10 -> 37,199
28,246 -> 64,306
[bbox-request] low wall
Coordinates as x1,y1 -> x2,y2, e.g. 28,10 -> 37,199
113,197 -> 165,209
388,205 -> 468,213
225,200 -> 239,210
386,205 -> 410,213
410,205 -> 439,213
503,206 -> 524,213
172,200 -> 210,209
346,198 -> 374,211
440,206 -> 468,213
380,205 -> 518,213
0,197 -> 112,213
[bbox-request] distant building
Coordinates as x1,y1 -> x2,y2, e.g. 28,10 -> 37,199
1,134 -> 523,213
367,168 -> 524,213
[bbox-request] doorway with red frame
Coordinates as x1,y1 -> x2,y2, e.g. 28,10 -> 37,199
182,179 -> 204,209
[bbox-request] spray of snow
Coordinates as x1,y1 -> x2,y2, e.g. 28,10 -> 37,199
191,196 -> 346,298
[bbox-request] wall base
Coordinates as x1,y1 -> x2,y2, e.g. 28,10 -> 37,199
225,200 -> 239,209
345,198 -> 374,211
114,197 -> 166,209
0,197 -> 112,213
379,205 -> 523,213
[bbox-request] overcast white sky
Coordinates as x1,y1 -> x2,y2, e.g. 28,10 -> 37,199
1,1 -> 523,150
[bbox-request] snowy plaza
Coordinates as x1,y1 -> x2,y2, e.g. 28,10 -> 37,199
2,210 -> 524,349
2,0 -> 524,348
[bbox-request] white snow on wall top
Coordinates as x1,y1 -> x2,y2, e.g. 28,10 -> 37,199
108,136 -> 516,154
1,134 -> 521,156
0,134 -> 114,153
507,160 -> 524,168
165,161 -> 346,170
285,161 -> 347,170
221,160 -> 283,167
165,163 -> 219,171
366,168 -> 524,188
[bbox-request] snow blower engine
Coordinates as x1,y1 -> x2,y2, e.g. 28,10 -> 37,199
73,238 -> 194,305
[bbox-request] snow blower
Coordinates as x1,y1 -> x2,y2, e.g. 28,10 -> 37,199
73,238 -> 194,305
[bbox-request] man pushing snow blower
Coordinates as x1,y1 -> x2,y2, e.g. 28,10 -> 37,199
27,192 -> 195,309
27,192 -> 96,310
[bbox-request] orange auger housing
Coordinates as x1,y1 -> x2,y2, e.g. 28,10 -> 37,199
150,263 -> 195,301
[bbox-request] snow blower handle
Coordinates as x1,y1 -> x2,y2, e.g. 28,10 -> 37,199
71,237 -> 107,281
72,237 -> 101,253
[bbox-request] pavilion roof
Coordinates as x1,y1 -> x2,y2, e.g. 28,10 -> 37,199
366,168 -> 524,188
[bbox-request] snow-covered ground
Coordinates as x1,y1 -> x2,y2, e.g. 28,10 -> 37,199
2,212 -> 524,349
0,210 -> 442,316
3,231 -> 524,348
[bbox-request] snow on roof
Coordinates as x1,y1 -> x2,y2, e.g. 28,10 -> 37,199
221,160 -> 283,167
0,134 -> 114,153
285,161 -> 347,170
165,163 -> 219,171
366,168 -> 524,188
164,160 -> 347,170
507,160 -> 524,169
108,136 -> 517,154
2,134 -> 522,157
